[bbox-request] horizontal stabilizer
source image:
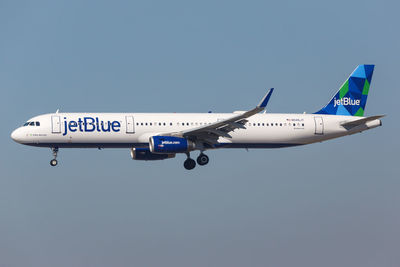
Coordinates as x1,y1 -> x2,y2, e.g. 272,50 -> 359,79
340,115 -> 385,127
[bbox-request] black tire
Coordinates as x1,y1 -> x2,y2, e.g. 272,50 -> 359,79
50,159 -> 58,166
184,158 -> 196,170
197,154 -> 209,166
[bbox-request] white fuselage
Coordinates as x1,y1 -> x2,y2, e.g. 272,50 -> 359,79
11,112 -> 382,149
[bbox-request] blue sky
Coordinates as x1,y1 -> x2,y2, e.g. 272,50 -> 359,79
1,0 -> 399,266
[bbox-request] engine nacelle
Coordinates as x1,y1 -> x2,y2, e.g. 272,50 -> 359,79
130,148 -> 175,161
149,136 -> 195,154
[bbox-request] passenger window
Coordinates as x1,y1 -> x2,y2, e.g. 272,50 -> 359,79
280,123 -> 282,126
163,123 -> 166,126
36,121 -> 40,126
302,123 -> 304,126
262,123 -> 264,126
141,123 -> 143,126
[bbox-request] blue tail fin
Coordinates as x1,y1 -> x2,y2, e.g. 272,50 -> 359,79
314,65 -> 374,116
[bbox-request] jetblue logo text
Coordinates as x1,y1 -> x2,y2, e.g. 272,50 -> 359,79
63,117 -> 121,136
333,97 -> 360,107
161,141 -> 181,145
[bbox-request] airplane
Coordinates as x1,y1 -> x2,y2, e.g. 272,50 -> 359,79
11,65 -> 383,170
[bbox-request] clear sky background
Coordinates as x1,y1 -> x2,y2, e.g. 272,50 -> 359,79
1,0 -> 399,266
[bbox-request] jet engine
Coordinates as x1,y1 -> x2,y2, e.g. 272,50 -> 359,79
149,136 -> 195,154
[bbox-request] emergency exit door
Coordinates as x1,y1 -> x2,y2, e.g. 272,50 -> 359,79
126,116 -> 135,134
314,116 -> 324,135
51,116 -> 61,133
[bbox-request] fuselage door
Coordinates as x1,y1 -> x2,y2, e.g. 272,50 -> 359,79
51,116 -> 61,134
314,116 -> 324,135
126,116 -> 135,134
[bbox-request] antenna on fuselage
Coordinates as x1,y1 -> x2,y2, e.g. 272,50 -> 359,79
56,109 -> 59,114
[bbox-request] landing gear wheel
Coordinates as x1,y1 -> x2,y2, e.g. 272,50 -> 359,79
197,154 -> 209,166
50,147 -> 59,167
184,158 -> 196,170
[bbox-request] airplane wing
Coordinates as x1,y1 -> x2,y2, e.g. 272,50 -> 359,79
165,88 -> 274,147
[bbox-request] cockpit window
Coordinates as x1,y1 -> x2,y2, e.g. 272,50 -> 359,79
23,121 -> 40,126
21,121 -> 41,127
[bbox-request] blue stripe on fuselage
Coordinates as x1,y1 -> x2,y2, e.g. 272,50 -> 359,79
23,142 -> 303,149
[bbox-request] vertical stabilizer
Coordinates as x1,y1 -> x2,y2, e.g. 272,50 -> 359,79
314,65 -> 374,116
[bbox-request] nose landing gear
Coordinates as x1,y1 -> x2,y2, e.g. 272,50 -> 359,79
50,147 -> 58,166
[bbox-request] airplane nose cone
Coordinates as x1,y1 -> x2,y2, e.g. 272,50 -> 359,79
11,128 -> 23,143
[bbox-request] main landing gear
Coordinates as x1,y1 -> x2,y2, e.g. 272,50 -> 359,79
183,152 -> 209,170
196,153 -> 209,166
50,147 -> 58,166
184,157 -> 196,170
